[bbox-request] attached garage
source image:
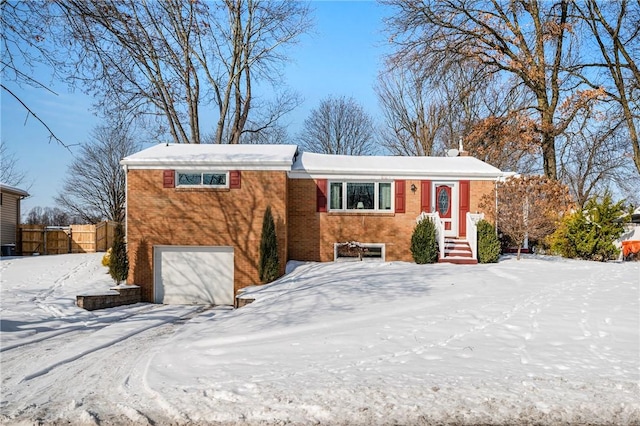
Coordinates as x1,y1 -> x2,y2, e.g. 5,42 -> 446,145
153,246 -> 234,305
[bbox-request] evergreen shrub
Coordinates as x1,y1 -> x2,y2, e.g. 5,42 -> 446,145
477,220 -> 501,263
411,218 -> 439,264
109,222 -> 129,284
550,192 -> 627,261
259,206 -> 280,283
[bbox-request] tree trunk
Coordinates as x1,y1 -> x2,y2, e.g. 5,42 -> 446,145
621,95 -> 640,174
541,133 -> 558,180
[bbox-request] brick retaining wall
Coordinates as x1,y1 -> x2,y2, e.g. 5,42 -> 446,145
76,285 -> 141,311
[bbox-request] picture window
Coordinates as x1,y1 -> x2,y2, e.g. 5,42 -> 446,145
329,181 -> 393,212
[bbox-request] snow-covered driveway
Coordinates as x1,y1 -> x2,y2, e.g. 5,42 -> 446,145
1,253 -> 228,424
1,253 -> 639,425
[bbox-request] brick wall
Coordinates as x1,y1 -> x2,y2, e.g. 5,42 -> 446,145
126,169 -> 288,302
470,180 -> 496,221
128,170 -> 496,302
288,178 -> 496,263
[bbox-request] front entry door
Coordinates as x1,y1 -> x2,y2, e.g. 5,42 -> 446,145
435,184 -> 456,236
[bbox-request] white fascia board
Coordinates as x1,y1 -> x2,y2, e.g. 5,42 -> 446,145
287,170 -> 504,181
121,161 -> 293,171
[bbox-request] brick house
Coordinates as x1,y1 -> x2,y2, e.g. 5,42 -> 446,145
122,144 -> 503,305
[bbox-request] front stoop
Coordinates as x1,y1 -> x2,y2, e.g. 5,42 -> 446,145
439,238 -> 477,264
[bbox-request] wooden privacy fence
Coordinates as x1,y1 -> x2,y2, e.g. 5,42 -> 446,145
18,221 -> 117,255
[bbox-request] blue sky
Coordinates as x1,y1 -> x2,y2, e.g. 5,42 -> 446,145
1,1 -> 392,214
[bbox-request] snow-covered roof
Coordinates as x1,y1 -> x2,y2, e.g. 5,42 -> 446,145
290,151 -> 504,180
121,144 -> 504,179
121,143 -> 299,171
0,183 -> 29,197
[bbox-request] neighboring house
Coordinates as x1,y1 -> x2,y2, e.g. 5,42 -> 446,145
121,144 -> 504,305
0,183 -> 29,254
616,207 -> 640,259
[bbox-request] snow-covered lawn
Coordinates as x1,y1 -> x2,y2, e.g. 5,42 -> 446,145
1,253 -> 638,425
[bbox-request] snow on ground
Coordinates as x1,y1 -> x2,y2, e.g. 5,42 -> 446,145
1,253 -> 639,425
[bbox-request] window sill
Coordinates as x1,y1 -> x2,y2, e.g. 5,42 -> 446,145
175,187 -> 230,193
327,211 -> 395,217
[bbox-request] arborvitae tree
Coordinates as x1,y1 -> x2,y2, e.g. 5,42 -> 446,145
411,218 -> 439,264
109,222 -> 129,284
477,220 -> 501,263
550,192 -> 627,261
259,206 -> 280,283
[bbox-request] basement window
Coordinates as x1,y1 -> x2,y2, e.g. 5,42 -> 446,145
334,242 -> 385,262
177,171 -> 228,188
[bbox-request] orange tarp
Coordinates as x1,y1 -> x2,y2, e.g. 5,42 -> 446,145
621,241 -> 640,257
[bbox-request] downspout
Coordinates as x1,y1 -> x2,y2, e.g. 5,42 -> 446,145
495,179 -> 499,237
123,164 -> 128,241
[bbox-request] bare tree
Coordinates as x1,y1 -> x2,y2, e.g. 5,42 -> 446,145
55,0 -> 311,145
0,141 -> 28,187
376,56 -> 543,174
25,206 -> 73,226
376,65 -> 446,156
465,112 -> 541,173
55,122 -> 139,223
383,0 -> 601,179
480,175 -> 571,259
574,0 -> 640,175
558,108 -> 639,208
0,0 -> 67,146
300,96 -> 376,155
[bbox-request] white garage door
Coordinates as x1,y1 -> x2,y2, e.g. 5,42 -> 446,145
153,246 -> 234,305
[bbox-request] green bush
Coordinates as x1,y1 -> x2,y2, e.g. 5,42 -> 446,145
411,218 -> 439,264
550,192 -> 627,262
109,222 -> 129,284
259,206 -> 280,283
477,220 -> 501,263
101,247 -> 112,267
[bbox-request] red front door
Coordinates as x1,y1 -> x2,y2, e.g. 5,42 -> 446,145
436,185 -> 453,231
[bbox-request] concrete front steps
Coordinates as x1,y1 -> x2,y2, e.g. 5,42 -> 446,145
439,238 -> 477,264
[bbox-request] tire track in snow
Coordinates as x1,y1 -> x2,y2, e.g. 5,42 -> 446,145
2,305 -> 225,425
19,305 -> 204,382
0,304 -> 157,353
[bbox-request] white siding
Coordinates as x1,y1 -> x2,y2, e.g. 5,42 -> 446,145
1,193 -> 20,245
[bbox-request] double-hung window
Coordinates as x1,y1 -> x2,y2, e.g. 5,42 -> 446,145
177,171 -> 228,188
329,181 -> 393,212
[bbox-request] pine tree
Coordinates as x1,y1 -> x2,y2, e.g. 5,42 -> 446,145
551,191 -> 627,261
411,218 -> 439,264
109,222 -> 129,284
259,206 -> 280,283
